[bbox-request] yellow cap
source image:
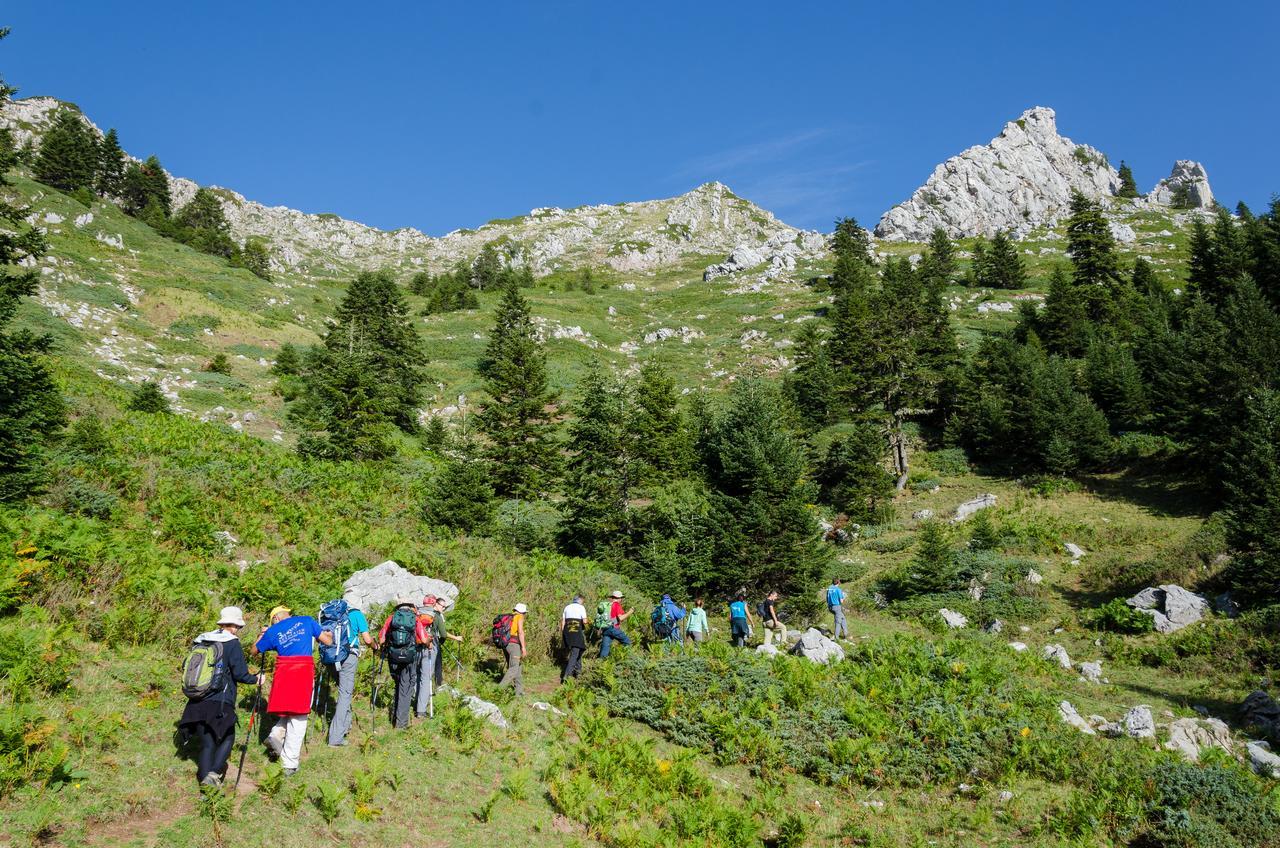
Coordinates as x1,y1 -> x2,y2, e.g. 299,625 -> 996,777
268,605 -> 292,621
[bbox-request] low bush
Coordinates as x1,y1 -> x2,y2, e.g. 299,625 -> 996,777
922,447 -> 970,477
1081,598 -> 1155,633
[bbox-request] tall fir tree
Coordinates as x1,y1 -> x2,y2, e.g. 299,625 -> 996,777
1223,389 -> 1280,604
918,227 -> 957,291
633,360 -> 687,483
292,346 -> 397,460
1037,265 -> 1089,356
33,108 -> 98,193
423,440 -> 495,533
95,127 -> 125,197
785,321 -> 837,428
559,368 -> 635,558
965,237 -> 989,287
816,423 -> 894,522
982,230 -> 1027,289
1131,257 -> 1160,299
174,187 -> 235,257
477,279 -> 560,497
121,155 -> 171,218
1116,161 -> 1139,198
0,37 -> 66,499
1065,191 -> 1121,302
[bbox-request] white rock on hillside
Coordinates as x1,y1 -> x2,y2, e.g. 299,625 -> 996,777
953,493 -> 997,521
1059,701 -> 1096,735
1164,717 -> 1232,762
1078,661 -> 1103,684
874,107 -> 1119,241
342,560 -> 459,614
939,608 -> 968,629
1248,741 -> 1280,779
437,685 -> 508,729
1125,584 -> 1209,633
789,628 -> 845,664
1043,644 -> 1072,669
1147,160 -> 1214,209
1123,706 -> 1156,739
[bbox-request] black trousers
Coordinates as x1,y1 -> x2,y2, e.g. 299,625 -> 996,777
195,722 -> 235,782
390,662 -> 416,729
561,645 -> 585,682
433,645 -> 444,686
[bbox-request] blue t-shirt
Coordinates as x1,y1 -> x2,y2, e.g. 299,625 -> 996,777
256,615 -> 322,657
728,600 -> 748,620
347,609 -> 369,656
826,585 -> 845,607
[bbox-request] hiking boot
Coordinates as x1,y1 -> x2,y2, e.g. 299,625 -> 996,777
200,773 -> 223,787
327,741 -> 347,748
283,767 -> 298,777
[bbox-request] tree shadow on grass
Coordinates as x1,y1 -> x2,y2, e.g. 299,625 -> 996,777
1076,465 -> 1210,520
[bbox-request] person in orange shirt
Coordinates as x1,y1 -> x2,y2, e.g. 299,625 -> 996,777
498,602 -> 528,696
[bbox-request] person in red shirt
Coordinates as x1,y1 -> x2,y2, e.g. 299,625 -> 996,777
599,590 -> 633,658
378,598 -> 431,729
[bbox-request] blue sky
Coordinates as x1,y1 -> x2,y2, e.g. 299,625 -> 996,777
4,2 -> 1276,234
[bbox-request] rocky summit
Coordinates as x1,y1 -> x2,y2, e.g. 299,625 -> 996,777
874,106 -> 1213,241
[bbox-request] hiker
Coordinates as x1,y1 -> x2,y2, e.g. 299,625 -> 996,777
253,605 -> 333,776
653,593 -> 687,645
415,595 -> 440,718
684,598 -> 710,644
323,592 -> 376,748
826,577 -> 848,640
378,597 -> 430,729
598,590 -> 633,658
430,595 -> 463,686
728,591 -> 753,648
560,594 -> 588,683
495,603 -> 528,696
178,606 -> 260,786
761,590 -> 787,646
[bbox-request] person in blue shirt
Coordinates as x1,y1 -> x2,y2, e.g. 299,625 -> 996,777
327,592 -> 377,747
659,594 -> 686,645
728,590 -> 754,648
826,577 -> 848,639
254,606 -> 332,775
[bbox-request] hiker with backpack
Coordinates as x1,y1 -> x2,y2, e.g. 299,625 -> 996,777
378,598 -> 431,729
597,590 -> 633,658
415,595 -> 440,718
728,591 -> 753,648
685,598 -> 710,645
826,577 -> 848,640
560,595 -> 588,683
652,593 -> 686,646
494,603 -> 528,696
430,595 -> 463,687
253,605 -> 333,776
179,607 -> 261,787
760,590 -> 787,646
320,592 -> 377,748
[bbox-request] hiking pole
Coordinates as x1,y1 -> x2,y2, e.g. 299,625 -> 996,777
235,674 -> 264,789
370,651 -> 385,732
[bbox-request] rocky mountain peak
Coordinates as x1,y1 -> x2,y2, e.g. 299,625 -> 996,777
1148,160 -> 1214,209
874,106 -> 1119,241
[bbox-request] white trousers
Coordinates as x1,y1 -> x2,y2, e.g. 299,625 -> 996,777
764,622 -> 787,646
269,715 -> 308,770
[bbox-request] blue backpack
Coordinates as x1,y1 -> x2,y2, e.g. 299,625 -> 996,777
651,604 -> 675,638
318,599 -> 352,667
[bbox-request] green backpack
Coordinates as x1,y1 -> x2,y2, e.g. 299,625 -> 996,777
181,638 -> 227,700
593,601 -> 613,631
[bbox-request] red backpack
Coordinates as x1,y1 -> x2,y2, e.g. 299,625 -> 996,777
491,613 -> 515,648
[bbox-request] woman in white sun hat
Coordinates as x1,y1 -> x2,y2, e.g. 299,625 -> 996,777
177,607 -> 260,787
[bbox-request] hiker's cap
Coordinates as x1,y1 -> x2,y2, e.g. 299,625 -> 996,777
423,594 -> 437,606
610,590 -> 624,598
268,605 -> 291,621
514,602 -> 528,614
218,606 -> 246,628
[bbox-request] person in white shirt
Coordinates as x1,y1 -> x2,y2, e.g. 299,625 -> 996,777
560,595 -> 589,683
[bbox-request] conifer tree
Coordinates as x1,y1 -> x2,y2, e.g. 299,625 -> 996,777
1038,265 -> 1088,356
983,230 -> 1027,289
292,347 -> 397,460
1085,333 -> 1149,431
967,508 -> 1000,551
423,442 -> 495,533
33,108 -> 97,193
121,155 -> 171,217
477,279 -> 560,497
785,322 -> 837,427
471,243 -> 504,291
816,424 -> 894,523
128,381 -> 170,414
633,360 -> 687,483
1223,389 -> 1280,604
95,128 -> 125,197
911,520 -> 958,594
271,343 -> 302,376
175,187 -> 234,257
965,237 -> 989,287
205,353 -> 232,376
233,237 -> 272,280
1249,198 -> 1280,309
1131,257 -> 1159,299
1066,191 -> 1121,290
559,368 -> 634,557
918,227 -> 957,290
0,48 -> 66,499
1116,161 -> 1139,198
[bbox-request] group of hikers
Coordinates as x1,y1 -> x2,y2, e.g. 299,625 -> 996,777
177,578 -> 851,786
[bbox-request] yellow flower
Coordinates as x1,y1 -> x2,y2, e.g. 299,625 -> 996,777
868,687 -> 878,699
950,662 -> 966,675
656,759 -> 672,774
1020,727 -> 1031,738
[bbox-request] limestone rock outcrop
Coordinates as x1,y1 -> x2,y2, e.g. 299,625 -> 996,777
875,107 -> 1119,241
342,560 -> 459,614
1147,160 -> 1214,209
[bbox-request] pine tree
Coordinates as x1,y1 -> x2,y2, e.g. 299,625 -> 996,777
205,353 -> 232,375
271,343 -> 302,376
0,48 -> 66,499
477,279 -> 560,497
831,217 -> 872,272
695,380 -> 828,594
559,368 -> 634,557
912,521 -> 958,594
965,237 -> 989,287
121,155 -> 171,217
1029,264 -> 1089,354
95,128 -> 125,197
232,237 -> 272,280
918,227 -> 957,290
1085,333 -> 1149,431
292,347 -> 397,460
322,269 -> 423,432
175,187 -> 234,257
785,322 -> 837,427
633,360 -> 687,483
1116,161 -> 1139,199
128,381 -> 170,414
423,443 -> 495,533
471,243 -> 504,291
1223,389 -> 1280,604
816,424 -> 894,523
33,108 -> 98,193
1065,191 -> 1125,323
1131,257 -> 1160,299
983,230 -> 1027,289
967,508 -> 1000,551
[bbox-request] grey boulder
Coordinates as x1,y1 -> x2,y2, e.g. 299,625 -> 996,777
952,494 -> 997,521
939,608 -> 968,629
1123,706 -> 1156,739
1164,717 -> 1232,762
1247,741 -> 1280,778
1043,644 -> 1072,670
342,559 -> 460,614
1125,584 -> 1209,633
789,628 -> 845,664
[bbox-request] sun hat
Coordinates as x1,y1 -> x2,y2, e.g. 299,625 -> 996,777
514,603 -> 528,614
610,590 -> 624,598
218,606 -> 246,628
268,605 -> 292,621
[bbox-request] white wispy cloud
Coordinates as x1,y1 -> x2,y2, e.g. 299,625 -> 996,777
675,129 -> 830,179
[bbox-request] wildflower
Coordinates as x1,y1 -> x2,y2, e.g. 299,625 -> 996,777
656,759 -> 672,774
1020,727 -> 1031,738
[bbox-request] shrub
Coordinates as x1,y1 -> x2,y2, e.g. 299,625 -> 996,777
127,381 -> 170,414
491,499 -> 560,552
924,448 -> 970,477
1081,598 -> 1155,633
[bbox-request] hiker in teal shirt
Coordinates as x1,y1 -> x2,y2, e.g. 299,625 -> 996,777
685,599 -> 710,644
728,591 -> 753,648
827,578 -> 847,639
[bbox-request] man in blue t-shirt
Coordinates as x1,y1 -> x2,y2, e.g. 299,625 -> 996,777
254,606 -> 332,774
327,593 -> 377,747
826,578 -> 847,640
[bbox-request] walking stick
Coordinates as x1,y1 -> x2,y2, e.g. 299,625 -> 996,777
369,651 -> 385,732
234,675 -> 264,789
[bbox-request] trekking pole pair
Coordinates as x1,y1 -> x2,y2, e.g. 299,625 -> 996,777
234,667 -> 267,789
369,650 -> 386,731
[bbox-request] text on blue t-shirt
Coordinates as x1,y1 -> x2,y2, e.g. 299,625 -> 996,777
728,600 -> 748,620
256,615 -> 322,657
826,585 -> 845,607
